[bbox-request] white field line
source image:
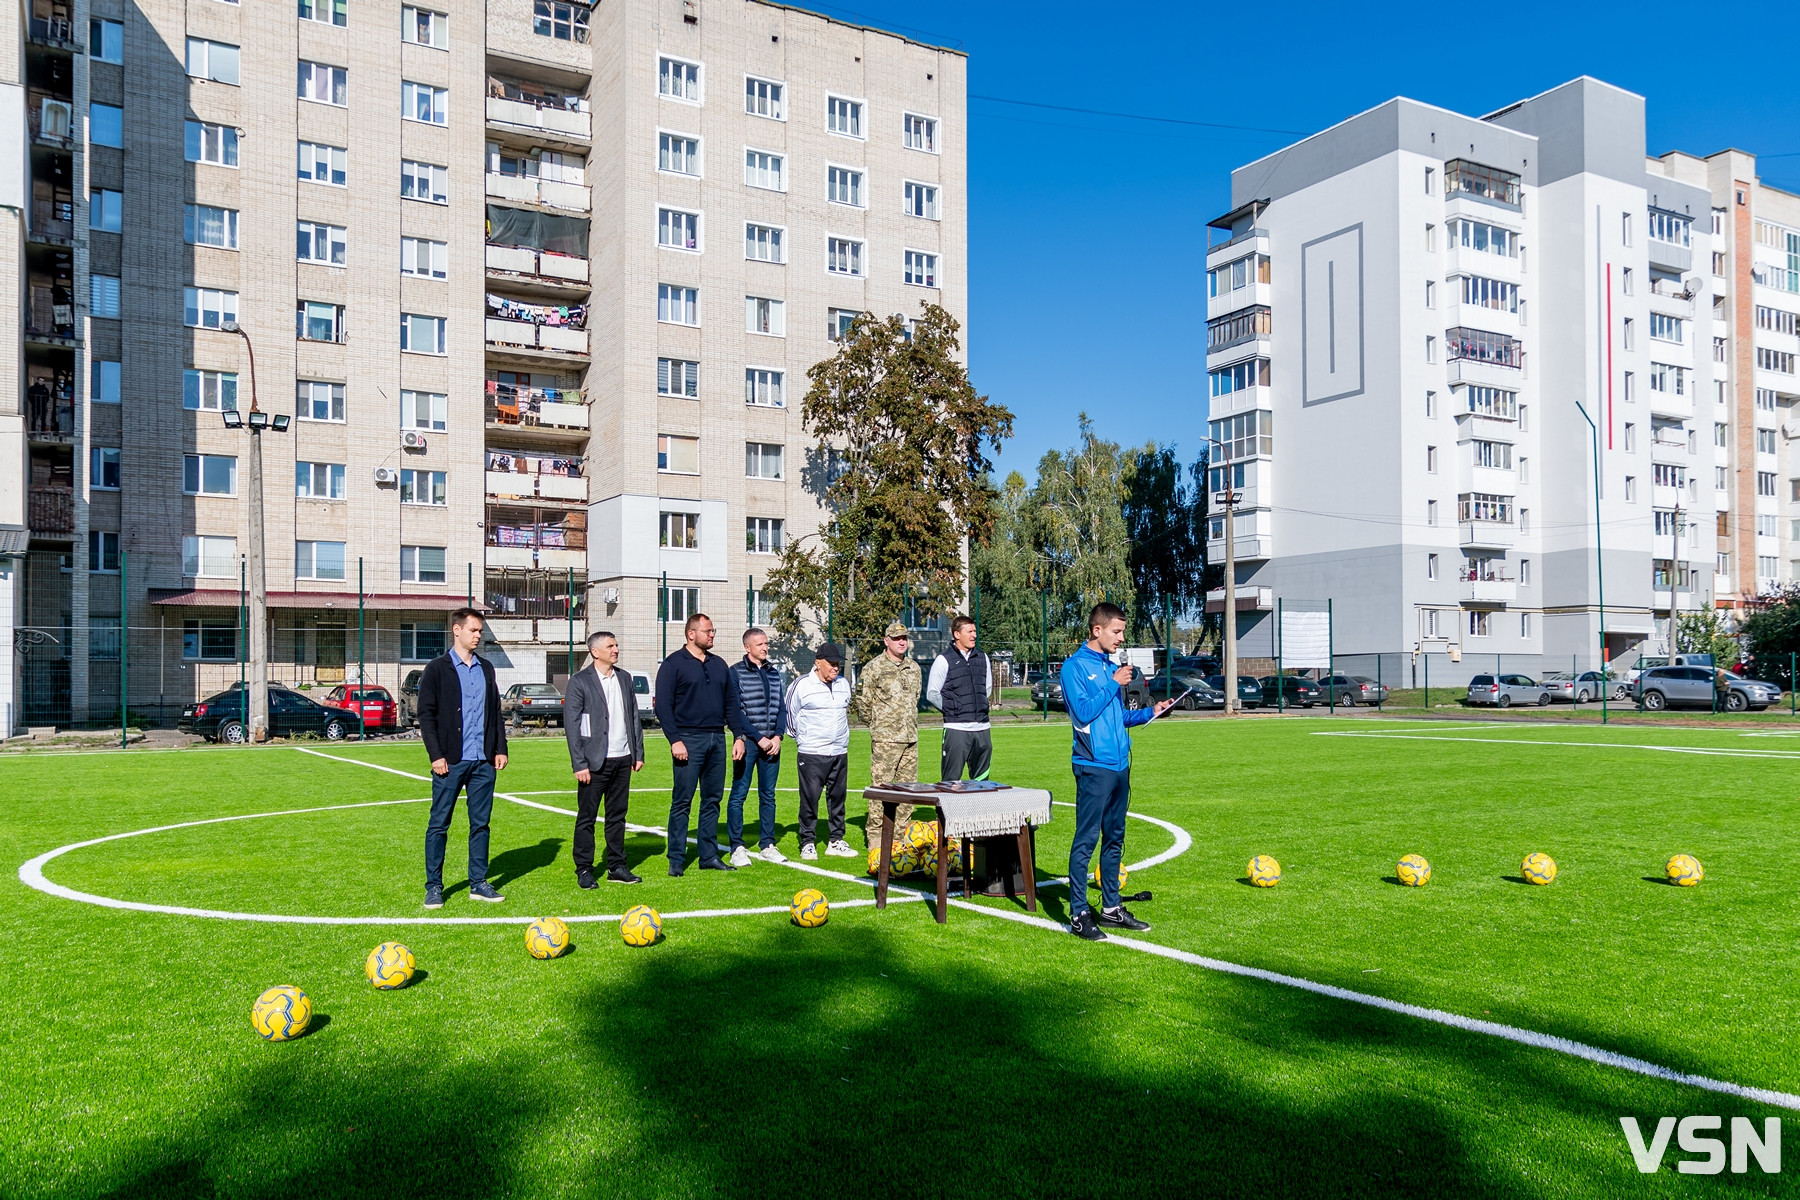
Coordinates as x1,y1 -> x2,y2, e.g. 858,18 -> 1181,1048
1314,731 -> 1800,760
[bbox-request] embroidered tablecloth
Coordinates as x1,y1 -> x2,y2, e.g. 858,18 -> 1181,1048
865,786 -> 1053,840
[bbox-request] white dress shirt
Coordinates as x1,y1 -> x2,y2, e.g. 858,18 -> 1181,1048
598,668 -> 630,758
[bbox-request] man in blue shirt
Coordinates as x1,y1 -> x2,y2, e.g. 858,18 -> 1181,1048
417,607 -> 510,909
1062,602 -> 1173,941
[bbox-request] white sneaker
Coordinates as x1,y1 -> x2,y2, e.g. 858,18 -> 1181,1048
729,845 -> 753,868
800,842 -> 818,860
825,839 -> 858,858
759,845 -> 788,864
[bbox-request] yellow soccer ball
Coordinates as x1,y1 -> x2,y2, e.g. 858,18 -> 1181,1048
251,985 -> 312,1041
1521,853 -> 1558,886
1090,863 -> 1129,892
1396,854 -> 1432,887
1247,855 -> 1282,887
890,846 -> 918,877
905,820 -> 936,855
365,941 -> 416,989
525,916 -> 571,959
1666,854 -> 1704,887
621,904 -> 662,946
791,888 -> 829,928
916,842 -> 939,873
944,840 -> 965,874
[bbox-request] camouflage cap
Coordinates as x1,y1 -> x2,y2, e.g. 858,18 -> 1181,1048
883,621 -> 909,639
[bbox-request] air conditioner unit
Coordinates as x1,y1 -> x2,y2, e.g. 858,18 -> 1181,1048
604,587 -> 620,604
401,430 -> 428,449
40,100 -> 72,140
374,467 -> 398,484
1783,419 -> 1800,440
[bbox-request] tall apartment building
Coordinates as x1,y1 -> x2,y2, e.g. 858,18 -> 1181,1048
1205,77 -> 1715,677
3,0 -> 964,730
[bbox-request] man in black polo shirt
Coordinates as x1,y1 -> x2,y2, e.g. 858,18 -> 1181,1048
927,614 -> 996,781
653,612 -> 747,876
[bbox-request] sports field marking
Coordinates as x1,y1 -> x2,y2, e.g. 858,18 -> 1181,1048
1315,730 -> 1800,760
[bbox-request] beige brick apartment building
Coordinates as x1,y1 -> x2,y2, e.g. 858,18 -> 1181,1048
2,0 -> 966,729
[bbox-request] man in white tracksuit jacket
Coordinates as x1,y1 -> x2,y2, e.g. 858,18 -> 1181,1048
786,642 -> 858,861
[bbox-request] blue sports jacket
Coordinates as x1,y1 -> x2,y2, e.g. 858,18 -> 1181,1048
1061,644 -> 1153,771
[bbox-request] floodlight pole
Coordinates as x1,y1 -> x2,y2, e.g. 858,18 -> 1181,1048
223,323 -> 283,742
1575,400 -> 1608,725
1205,437 -> 1238,715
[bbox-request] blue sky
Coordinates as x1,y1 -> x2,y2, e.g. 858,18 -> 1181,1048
808,0 -> 1800,479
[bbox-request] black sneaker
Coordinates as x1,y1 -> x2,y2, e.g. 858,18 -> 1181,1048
424,884 -> 444,910
667,863 -> 685,878
607,867 -> 642,884
468,880 -> 505,903
698,858 -> 737,872
575,869 -> 598,890
1096,905 -> 1150,932
1069,911 -> 1107,941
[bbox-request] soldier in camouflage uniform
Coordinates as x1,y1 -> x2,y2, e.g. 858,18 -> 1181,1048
852,621 -> 922,849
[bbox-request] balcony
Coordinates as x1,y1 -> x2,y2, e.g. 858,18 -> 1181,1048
27,13 -> 78,47
1650,432 -> 1690,464
485,450 -> 587,504
28,485 -> 73,536
1203,585 -> 1274,614
1461,573 -> 1516,604
486,94 -> 590,145
1647,237 -> 1693,275
486,383 -> 589,434
486,244 -> 589,288
29,199 -> 73,246
27,399 -> 74,444
486,318 -> 588,357
487,512 -> 587,571
485,172 -> 590,212
1459,520 -> 1515,549
28,97 -> 73,146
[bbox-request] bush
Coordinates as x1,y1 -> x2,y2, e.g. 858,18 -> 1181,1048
1739,585 -> 1800,688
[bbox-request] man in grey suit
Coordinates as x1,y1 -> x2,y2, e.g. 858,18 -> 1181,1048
564,631 -> 646,887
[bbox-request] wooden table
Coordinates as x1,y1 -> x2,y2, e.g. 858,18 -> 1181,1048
863,785 -> 1053,924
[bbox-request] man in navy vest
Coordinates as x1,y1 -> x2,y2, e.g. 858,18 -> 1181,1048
727,626 -> 786,866
927,614 -> 997,781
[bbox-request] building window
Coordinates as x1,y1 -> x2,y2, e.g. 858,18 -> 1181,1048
89,18 -> 124,61
1427,499 -> 1438,526
297,61 -> 346,105
401,622 -> 447,659
1647,208 -> 1691,247
91,361 -> 120,405
187,38 -> 240,84
658,284 -> 699,326
400,546 -> 447,584
89,447 -> 120,490
657,434 -> 699,474
904,181 -> 940,219
402,390 -> 446,431
1758,471 -> 1778,497
1426,445 -> 1437,473
1621,267 -> 1633,296
400,237 -> 448,278
532,1 -> 586,41
1648,313 -> 1684,344
89,189 -> 121,232
1207,409 -> 1274,461
1518,456 -> 1530,484
1468,610 -> 1491,637
186,121 -> 238,166
1445,327 -> 1520,368
826,237 -> 864,277
658,358 -> 699,398
660,585 -> 701,623
183,453 -> 236,496
829,308 -> 863,341
1622,318 -> 1634,351
1208,358 -> 1270,398
404,5 -> 450,45
1425,336 -> 1435,363
827,95 -> 863,138
185,369 -> 240,412
1758,428 -> 1778,455
746,76 -> 784,119
1623,423 -> 1636,453
295,540 -> 347,580
1757,513 -> 1779,538
659,132 -> 700,176
1208,253 -> 1270,298
1424,279 -> 1435,308
745,223 -> 784,263
90,104 -> 123,147
297,380 -> 344,422
1714,252 -> 1727,276
183,617 -> 239,658
1519,612 -> 1532,639
401,313 -> 446,354
745,368 -> 784,407
184,205 -> 238,249
89,530 -> 120,573
1647,363 -> 1686,396
658,208 -> 700,251
904,113 -> 938,152
400,469 -> 447,505
659,57 -> 701,102
1447,218 -> 1516,257
827,166 -> 864,207
184,287 -> 237,329
1757,347 -> 1796,374
1426,552 -> 1438,580
660,511 -> 700,549
1624,476 -> 1637,502
298,141 -> 347,186
299,0 -> 347,25
746,442 -> 784,479
1624,371 -> 1636,402
1459,275 -> 1518,313
297,301 -> 346,342
296,222 -> 347,266
744,149 -> 784,191
746,296 -> 784,336
295,461 -> 346,499
86,275 -> 118,318
403,81 -> 448,124
1457,492 -> 1513,524
402,160 -> 449,204
182,536 -> 238,579
904,250 -> 939,288
747,517 -> 784,554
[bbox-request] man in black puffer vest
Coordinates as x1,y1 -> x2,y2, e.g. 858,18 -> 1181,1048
726,627 -> 786,866
927,614 -> 996,781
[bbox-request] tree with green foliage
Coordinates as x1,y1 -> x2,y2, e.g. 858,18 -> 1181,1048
1124,443 -> 1207,643
763,304 -> 1012,650
1738,586 -> 1800,685
968,470 -> 1044,653
1029,415 -> 1135,629
1676,609 -> 1743,665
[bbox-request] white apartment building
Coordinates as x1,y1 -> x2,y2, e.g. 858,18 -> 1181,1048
1206,77 -> 1715,678
2,0 -> 964,729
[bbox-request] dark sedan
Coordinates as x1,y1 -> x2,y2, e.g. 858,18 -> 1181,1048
503,683 -> 565,727
1159,670 -> 1226,710
1204,675 -> 1263,709
1032,665 -> 1152,711
1258,675 -> 1321,708
178,685 -> 363,743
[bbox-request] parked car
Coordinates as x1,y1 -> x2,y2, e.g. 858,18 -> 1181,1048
1317,674 -> 1389,706
323,684 -> 398,731
1257,675 -> 1322,708
1465,673 -> 1552,707
631,671 -> 656,725
1172,655 -> 1222,677
178,685 -> 364,743
1031,664 -> 1152,711
1166,672 -> 1227,710
1203,675 -> 1263,709
1541,671 -> 1629,703
399,668 -> 424,727
503,683 -> 565,727
1633,666 -> 1782,712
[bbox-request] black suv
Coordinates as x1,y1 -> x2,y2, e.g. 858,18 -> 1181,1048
178,685 -> 364,743
1032,664 -> 1153,711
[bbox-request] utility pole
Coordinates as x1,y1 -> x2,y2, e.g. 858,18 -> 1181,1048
221,323 -> 288,742
1206,437 -> 1239,715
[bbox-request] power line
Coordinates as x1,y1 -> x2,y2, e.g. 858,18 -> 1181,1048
969,94 -> 1305,137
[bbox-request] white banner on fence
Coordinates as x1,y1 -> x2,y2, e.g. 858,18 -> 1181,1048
1279,610 -> 1330,670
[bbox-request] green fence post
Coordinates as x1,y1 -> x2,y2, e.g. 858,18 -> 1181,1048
467,562 -> 473,608
1571,653 -> 1577,707
120,550 -> 128,748
1275,597 -> 1283,714
1424,652 -> 1429,710
357,557 -> 365,741
1164,593 -> 1173,700
239,557 -> 247,716
1377,653 -> 1383,712
1041,588 -> 1049,721
1327,599 -> 1334,714
747,574 -> 754,627
660,571 -> 668,658
1792,652 -> 1796,717
827,578 -> 834,642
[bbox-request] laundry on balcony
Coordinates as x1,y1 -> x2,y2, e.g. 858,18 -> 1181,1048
486,450 -> 584,477
486,205 -> 590,258
486,293 -> 587,329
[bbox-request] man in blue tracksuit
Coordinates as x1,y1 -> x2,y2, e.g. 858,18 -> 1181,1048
1062,602 -> 1174,941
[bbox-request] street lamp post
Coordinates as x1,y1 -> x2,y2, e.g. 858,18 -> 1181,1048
1575,400 -> 1608,725
220,324 -> 289,742
1204,437 -> 1239,715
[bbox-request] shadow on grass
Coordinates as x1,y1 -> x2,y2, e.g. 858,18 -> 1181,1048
487,837 -> 563,889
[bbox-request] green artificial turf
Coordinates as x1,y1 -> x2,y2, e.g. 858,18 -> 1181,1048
3,718 -> 1799,1197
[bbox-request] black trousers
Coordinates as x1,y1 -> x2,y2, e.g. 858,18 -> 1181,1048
796,752 -> 847,846
573,756 -> 633,873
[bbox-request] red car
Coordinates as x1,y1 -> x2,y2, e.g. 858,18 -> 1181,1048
324,685 -> 397,731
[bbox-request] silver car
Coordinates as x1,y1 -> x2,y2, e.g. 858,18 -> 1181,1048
1466,673 -> 1552,707
1634,666 -> 1782,712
